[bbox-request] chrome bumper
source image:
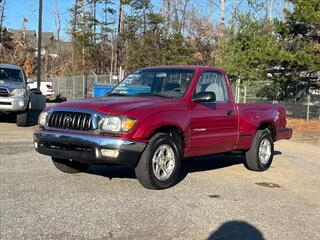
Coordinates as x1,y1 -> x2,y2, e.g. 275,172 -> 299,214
33,130 -> 146,165
0,96 -> 28,112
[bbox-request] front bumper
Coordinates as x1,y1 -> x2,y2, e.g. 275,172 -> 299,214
0,96 -> 28,112
33,130 -> 146,165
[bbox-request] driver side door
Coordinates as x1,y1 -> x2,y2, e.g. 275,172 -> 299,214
189,71 -> 237,156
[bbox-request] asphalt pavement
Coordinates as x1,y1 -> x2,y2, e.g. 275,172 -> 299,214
0,123 -> 319,240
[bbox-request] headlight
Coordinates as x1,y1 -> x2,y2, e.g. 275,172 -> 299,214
38,111 -> 48,127
100,116 -> 136,133
11,88 -> 26,96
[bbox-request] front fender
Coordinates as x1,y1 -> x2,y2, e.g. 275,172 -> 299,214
132,110 -> 189,140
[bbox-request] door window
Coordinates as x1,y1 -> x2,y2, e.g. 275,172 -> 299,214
195,72 -> 228,102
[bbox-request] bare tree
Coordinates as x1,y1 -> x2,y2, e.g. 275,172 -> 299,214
186,7 -> 217,64
208,0 -> 225,38
179,0 -> 190,34
269,0 -> 273,22
230,0 -> 243,27
21,17 -> 28,42
70,0 -> 79,40
162,0 -> 190,36
92,0 -> 97,44
220,0 -> 225,31
54,0 -> 61,56
265,0 -> 269,20
162,0 -> 172,38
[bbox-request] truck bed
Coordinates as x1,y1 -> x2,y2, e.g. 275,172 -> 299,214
235,103 -> 291,150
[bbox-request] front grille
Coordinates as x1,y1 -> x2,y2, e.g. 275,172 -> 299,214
48,111 -> 93,131
0,88 -> 9,97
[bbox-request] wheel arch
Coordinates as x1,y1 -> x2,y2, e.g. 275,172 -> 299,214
148,125 -> 185,151
257,122 -> 276,141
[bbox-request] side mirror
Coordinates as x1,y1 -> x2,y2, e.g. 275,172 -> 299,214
27,79 -> 34,84
192,92 -> 216,103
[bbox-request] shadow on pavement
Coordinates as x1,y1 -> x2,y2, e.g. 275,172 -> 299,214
176,154 -> 244,185
0,110 -> 40,126
87,165 -> 136,180
207,220 -> 264,240
274,150 -> 282,155
86,154 -> 244,183
0,112 -> 16,123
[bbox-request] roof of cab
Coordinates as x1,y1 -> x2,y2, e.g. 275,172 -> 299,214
138,65 -> 224,72
0,64 -> 23,70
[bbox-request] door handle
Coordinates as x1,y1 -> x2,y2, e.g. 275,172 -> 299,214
227,109 -> 234,116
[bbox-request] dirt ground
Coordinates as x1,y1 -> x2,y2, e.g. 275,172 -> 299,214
287,118 -> 320,141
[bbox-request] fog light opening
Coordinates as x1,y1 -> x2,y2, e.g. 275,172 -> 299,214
100,149 -> 119,158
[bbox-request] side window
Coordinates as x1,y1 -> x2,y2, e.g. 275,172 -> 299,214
195,72 -> 228,102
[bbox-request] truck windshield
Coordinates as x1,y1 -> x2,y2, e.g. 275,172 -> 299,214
0,67 -> 23,82
110,69 -> 194,98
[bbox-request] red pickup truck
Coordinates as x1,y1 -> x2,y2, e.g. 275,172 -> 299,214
34,66 -> 292,189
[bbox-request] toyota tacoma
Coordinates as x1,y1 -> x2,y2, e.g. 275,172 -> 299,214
34,66 -> 292,189
0,64 -> 31,126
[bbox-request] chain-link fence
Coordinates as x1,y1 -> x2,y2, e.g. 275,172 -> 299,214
232,80 -> 320,120
50,74 -> 118,101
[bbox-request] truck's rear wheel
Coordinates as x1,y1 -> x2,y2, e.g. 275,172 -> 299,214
135,133 -> 181,190
16,109 -> 29,127
52,157 -> 89,173
245,129 -> 274,171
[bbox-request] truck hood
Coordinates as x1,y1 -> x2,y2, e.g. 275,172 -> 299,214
0,81 -> 25,90
51,96 -> 184,116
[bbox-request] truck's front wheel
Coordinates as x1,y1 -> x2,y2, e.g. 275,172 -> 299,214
245,129 -> 274,171
52,157 -> 89,173
135,133 -> 182,190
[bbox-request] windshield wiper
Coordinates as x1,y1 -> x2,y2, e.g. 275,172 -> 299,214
108,92 -> 129,97
133,92 -> 173,98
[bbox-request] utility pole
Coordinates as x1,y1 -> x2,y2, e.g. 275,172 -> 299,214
36,0 -> 43,93
116,0 -> 124,80
117,0 -> 124,34
0,0 -> 6,43
30,0 -> 46,112
80,0 -> 87,97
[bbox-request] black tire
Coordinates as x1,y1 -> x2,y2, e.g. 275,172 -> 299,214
52,157 -> 89,173
135,133 -> 182,190
16,109 -> 29,127
245,129 -> 274,171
